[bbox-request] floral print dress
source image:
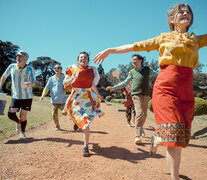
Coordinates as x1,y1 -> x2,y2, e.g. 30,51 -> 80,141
63,65 -> 104,129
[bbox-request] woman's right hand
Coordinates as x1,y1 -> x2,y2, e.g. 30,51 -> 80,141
93,44 -> 134,65
106,86 -> 114,91
63,74 -> 76,87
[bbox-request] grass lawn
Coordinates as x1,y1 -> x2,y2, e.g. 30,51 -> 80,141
107,102 -> 207,143
0,96 -> 53,140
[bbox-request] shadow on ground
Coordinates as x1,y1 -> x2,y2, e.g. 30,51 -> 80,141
5,137 -> 83,147
191,127 -> 207,139
165,173 -> 192,180
90,143 -> 165,163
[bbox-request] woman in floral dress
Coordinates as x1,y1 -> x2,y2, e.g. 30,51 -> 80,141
63,52 -> 104,157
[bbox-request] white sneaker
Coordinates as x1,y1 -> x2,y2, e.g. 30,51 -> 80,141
20,132 -> 26,140
135,137 -> 142,145
16,123 -> 21,133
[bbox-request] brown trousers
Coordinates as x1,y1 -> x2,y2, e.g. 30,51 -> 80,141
132,95 -> 149,137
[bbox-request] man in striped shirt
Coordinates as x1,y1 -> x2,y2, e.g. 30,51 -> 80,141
0,50 -> 36,139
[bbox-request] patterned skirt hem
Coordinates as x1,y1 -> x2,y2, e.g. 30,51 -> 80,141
156,123 -> 191,148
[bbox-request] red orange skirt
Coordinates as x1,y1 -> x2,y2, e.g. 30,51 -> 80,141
152,65 -> 194,147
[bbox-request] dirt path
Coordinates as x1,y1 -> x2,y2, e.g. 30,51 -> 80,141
0,103 -> 207,180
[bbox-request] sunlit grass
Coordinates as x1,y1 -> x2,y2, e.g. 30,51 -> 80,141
0,96 -> 53,140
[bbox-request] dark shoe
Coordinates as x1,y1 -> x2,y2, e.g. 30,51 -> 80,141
62,111 -> 67,116
83,147 -> 90,157
73,124 -> 79,131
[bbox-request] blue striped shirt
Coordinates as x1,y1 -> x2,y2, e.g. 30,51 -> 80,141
3,63 -> 36,99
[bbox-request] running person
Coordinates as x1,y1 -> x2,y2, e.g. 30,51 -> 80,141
0,50 -> 36,139
121,82 -> 135,127
63,52 -> 104,157
93,4 -> 207,179
40,64 -> 68,130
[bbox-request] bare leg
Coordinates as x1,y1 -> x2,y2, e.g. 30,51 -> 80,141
83,126 -> 90,146
166,147 -> 181,180
20,109 -> 28,122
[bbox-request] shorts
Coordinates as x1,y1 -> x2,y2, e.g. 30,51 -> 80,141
9,98 -> 33,112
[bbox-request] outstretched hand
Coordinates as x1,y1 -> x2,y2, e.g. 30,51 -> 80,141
93,49 -> 110,64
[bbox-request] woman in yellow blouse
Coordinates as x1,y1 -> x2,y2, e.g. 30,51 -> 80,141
93,4 -> 207,180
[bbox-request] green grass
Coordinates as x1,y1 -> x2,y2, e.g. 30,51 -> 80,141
0,96 -> 53,140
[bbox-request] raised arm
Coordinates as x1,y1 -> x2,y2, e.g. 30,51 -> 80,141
106,74 -> 132,91
93,44 -> 134,64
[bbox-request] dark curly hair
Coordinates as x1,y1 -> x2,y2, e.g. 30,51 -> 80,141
132,54 -> 145,65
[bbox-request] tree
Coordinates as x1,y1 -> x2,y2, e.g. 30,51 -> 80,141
193,62 -> 205,86
149,59 -> 159,71
97,64 -> 111,88
117,62 -> 134,81
97,64 -> 105,75
96,64 -> 111,98
106,68 -> 117,86
29,57 -> 60,86
0,40 -> 19,75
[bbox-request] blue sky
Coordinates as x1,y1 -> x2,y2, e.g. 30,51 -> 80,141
1,0 -> 207,73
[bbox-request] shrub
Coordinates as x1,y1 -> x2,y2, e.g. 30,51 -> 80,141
5,81 -> 12,95
38,87 -> 44,96
32,86 -> 44,96
194,97 -> 207,116
105,96 -> 113,102
196,92 -> 205,98
148,99 -> 153,112
110,99 -> 125,104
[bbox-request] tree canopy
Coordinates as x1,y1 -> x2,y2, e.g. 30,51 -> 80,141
0,41 -> 19,75
29,57 -> 60,86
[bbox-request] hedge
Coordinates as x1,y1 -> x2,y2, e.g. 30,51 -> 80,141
110,99 -> 125,104
4,82 -> 44,97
